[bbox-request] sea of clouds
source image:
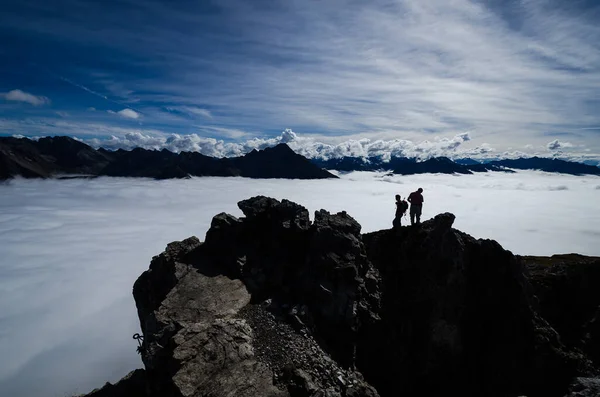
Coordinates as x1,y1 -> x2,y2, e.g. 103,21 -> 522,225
1,171 -> 599,397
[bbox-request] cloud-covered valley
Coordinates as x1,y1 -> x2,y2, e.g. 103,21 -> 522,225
0,171 -> 599,396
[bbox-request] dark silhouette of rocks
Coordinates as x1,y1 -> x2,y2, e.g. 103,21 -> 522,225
392,156 -> 472,174
312,155 -> 599,175
361,218 -> 595,397
312,155 -> 511,175
523,254 -> 600,366
74,369 -> 147,397
77,197 -> 600,397
0,136 -> 336,180
0,136 -> 112,179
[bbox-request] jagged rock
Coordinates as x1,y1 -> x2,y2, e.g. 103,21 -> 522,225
238,196 -> 311,230
564,377 -> 600,397
360,213 -> 594,397
126,196 -> 378,397
80,197 -> 600,397
74,369 -> 148,397
522,254 -> 600,366
585,307 -> 600,365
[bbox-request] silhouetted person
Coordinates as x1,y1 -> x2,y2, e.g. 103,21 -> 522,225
408,188 -> 424,225
393,194 -> 408,229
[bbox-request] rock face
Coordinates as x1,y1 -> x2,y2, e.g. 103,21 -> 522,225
74,369 -> 148,397
129,196 -> 379,397
523,255 -> 600,367
361,215 -> 594,397
0,137 -> 336,180
79,197 -> 600,397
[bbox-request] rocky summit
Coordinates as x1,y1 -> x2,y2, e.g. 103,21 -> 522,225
79,197 -> 600,397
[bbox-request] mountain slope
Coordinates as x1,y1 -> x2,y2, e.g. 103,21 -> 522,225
488,157 -> 600,175
313,155 -> 599,176
0,137 -> 337,180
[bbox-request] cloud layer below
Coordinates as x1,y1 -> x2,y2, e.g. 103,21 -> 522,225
1,171 -> 600,397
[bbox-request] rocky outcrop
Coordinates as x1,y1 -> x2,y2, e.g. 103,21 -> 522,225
522,255 -> 600,366
129,196 -> 379,397
361,215 -> 594,397
79,197 -> 600,397
74,369 -> 148,397
0,137 -> 336,180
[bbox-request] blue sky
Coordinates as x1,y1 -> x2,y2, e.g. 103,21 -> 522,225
0,0 -> 599,160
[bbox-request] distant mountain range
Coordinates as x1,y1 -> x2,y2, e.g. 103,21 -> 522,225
2,136 -> 599,180
312,156 -> 600,176
0,136 -> 336,180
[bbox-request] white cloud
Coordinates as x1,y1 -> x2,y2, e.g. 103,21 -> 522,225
547,139 -> 574,151
115,109 -> 140,119
86,107 -> 97,112
1,171 -> 600,397
86,129 -> 486,161
0,90 -> 50,106
4,118 -> 599,164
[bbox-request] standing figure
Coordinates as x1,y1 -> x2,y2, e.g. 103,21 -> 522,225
393,194 -> 408,229
407,188 -> 424,225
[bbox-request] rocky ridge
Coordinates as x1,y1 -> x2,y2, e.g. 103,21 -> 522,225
0,137 -> 336,180
311,155 -> 600,176
79,197 -> 600,397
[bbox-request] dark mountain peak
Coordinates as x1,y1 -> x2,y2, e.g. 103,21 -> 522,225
131,147 -> 152,153
244,143 -> 295,159
0,136 -> 335,180
38,135 -> 79,144
234,144 -> 337,179
269,142 -> 295,153
422,156 -> 453,164
80,196 -> 600,397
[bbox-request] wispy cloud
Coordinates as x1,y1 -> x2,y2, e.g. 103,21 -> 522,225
0,90 -> 50,106
166,106 -> 212,119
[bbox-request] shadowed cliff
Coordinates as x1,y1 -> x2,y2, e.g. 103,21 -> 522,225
77,197 -> 600,397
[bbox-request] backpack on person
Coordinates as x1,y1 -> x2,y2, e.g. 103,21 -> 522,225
399,199 -> 408,215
